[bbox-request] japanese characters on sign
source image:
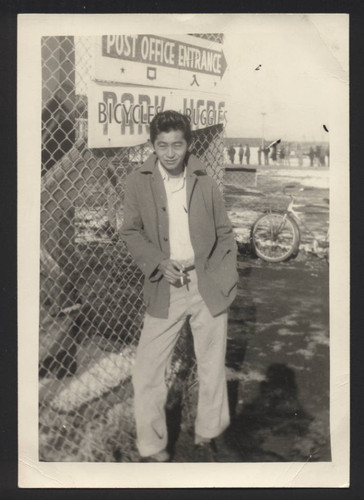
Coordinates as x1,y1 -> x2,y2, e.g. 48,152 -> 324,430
92,34 -> 227,94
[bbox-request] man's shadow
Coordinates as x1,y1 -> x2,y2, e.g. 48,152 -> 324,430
225,264 -> 256,419
224,363 -> 315,461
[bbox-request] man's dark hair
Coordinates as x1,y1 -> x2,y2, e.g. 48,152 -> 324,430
149,110 -> 192,145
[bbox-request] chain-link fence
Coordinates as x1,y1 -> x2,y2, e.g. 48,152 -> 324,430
39,34 -> 226,462
188,33 -> 224,43
224,167 -> 257,188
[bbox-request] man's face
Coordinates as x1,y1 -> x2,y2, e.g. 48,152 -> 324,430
153,129 -> 188,175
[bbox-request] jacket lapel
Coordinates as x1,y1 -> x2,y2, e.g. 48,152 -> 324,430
150,160 -> 167,210
141,152 -> 205,211
186,171 -> 198,211
186,153 -> 205,210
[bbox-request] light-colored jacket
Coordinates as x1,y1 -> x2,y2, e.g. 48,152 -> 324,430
120,152 -> 238,318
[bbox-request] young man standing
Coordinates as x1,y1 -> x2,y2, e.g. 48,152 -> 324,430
121,110 -> 238,462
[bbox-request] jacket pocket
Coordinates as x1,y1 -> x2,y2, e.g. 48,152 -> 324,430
220,275 -> 238,297
206,248 -> 231,272
206,249 -> 238,297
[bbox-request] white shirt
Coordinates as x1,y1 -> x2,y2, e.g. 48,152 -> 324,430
158,161 -> 195,266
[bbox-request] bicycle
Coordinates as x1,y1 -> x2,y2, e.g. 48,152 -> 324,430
250,183 -> 329,263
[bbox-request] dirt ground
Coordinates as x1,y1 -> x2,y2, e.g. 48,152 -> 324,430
171,254 -> 330,462
170,166 -> 330,462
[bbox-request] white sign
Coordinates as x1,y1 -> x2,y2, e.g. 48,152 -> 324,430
92,34 -> 227,94
87,81 -> 227,148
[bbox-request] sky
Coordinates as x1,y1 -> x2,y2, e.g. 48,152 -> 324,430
222,15 -> 348,142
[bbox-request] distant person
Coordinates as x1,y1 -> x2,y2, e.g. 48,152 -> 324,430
257,146 -> 262,165
309,147 -> 315,167
326,146 -> 330,167
224,147 -> 229,163
238,145 -> 244,164
285,145 -> 291,166
245,144 -> 250,165
263,146 -> 270,165
279,146 -> 285,166
297,144 -> 303,167
315,145 -> 321,167
228,145 -> 235,164
320,147 -> 326,166
271,143 -> 277,164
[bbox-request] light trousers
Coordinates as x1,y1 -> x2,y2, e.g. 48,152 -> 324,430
133,269 -> 230,457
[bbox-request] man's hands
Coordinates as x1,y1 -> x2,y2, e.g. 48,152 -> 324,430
158,259 -> 185,285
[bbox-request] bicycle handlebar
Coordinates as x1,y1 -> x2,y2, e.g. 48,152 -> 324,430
282,184 -> 329,206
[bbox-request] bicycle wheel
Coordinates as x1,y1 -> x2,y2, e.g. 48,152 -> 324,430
251,213 -> 300,262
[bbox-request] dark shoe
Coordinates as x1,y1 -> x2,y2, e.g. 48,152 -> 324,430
139,449 -> 170,462
193,440 -> 218,462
